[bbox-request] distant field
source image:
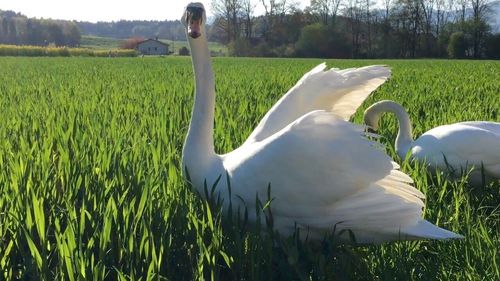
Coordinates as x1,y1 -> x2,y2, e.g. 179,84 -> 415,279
81,35 -> 228,55
0,57 -> 498,280
161,39 -> 228,56
0,44 -> 137,57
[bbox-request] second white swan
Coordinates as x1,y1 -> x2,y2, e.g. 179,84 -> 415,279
364,100 -> 500,185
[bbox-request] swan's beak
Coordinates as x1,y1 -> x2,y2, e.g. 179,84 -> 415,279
186,6 -> 204,39
188,20 -> 201,39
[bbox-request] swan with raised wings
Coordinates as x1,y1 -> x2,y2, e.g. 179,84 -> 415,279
181,2 -> 462,243
364,100 -> 500,186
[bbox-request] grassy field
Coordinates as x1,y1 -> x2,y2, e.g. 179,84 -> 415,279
0,57 -> 498,280
80,35 -> 228,55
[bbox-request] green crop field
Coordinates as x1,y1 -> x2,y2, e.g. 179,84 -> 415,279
0,57 -> 498,280
80,35 -> 125,49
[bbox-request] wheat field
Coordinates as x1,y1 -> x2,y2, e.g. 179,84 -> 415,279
0,57 -> 498,280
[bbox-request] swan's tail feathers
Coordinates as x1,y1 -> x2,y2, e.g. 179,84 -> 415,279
401,220 -> 464,240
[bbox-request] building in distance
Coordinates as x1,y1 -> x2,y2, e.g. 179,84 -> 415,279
136,38 -> 169,55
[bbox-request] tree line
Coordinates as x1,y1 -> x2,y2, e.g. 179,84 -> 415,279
210,0 -> 500,58
76,20 -> 186,40
0,10 -> 81,47
2,1 -> 498,59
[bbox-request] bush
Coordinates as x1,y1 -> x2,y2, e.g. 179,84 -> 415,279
447,32 -> 468,59
178,46 -> 190,56
228,38 -> 252,57
484,33 -> 500,59
295,23 -> 350,58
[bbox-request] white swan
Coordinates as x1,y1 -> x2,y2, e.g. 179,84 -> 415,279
181,2 -> 462,243
364,100 -> 500,185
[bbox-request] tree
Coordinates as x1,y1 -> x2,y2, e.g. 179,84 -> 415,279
344,0 -> 364,58
484,33 -> 500,59
469,0 -> 492,57
241,0 -> 255,39
363,0 -> 374,57
447,31 -> 467,58
47,22 -> 65,46
0,18 -> 6,43
7,19 -> 17,44
211,0 -> 242,43
259,0 -> 291,43
309,0 -> 342,25
295,23 -> 350,57
296,23 -> 331,57
63,22 -> 81,47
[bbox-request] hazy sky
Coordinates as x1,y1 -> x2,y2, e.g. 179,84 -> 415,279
1,0 -> 309,22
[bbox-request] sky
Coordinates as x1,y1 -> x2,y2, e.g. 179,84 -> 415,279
1,0 -> 309,22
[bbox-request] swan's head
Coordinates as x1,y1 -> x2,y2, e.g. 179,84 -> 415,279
363,107 -> 381,131
183,2 -> 206,39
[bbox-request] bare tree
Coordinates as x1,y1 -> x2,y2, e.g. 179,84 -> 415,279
343,0 -> 364,57
310,0 -> 330,24
383,0 -> 392,19
456,0 -> 468,22
212,0 -> 242,43
435,0 -> 446,36
421,0 -> 436,55
241,0 -> 255,39
394,0 -> 422,57
364,0 -> 374,57
470,0 -> 492,57
310,0 -> 343,25
259,0 -> 290,42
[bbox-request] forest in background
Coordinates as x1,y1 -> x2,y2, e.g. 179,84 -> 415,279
1,0 -> 499,59
0,10 -> 81,47
209,0 -> 500,58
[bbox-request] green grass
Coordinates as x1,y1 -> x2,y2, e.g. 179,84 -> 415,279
0,57 -> 498,280
80,35 -> 125,49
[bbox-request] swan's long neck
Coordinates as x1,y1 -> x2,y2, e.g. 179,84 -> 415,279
364,100 -> 414,159
182,32 -> 216,173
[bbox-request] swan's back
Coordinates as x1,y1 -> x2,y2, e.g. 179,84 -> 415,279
412,121 -> 500,179
459,121 -> 500,135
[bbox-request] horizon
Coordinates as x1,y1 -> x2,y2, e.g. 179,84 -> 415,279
1,0 -> 308,23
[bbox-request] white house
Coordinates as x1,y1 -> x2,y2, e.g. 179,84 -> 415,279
136,38 -> 169,55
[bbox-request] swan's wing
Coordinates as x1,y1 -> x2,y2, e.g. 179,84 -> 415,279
225,111 -> 448,243
244,64 -> 391,145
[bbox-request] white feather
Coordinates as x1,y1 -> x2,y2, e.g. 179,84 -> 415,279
244,63 -> 391,144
